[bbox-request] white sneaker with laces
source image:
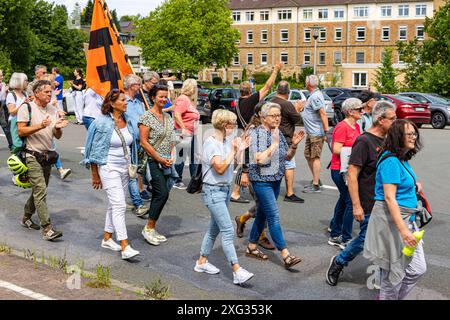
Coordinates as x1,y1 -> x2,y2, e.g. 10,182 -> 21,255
173,182 -> 187,190
101,238 -> 122,251
60,168 -> 72,180
233,267 -> 254,285
135,204 -> 149,217
121,245 -> 140,260
194,261 -> 220,274
142,227 -> 160,246
154,230 -> 167,242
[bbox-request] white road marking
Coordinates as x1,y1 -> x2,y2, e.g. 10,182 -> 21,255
0,280 -> 55,300
0,134 -> 5,137
321,184 -> 338,191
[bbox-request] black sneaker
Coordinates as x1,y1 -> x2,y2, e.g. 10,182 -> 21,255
326,255 -> 344,286
284,194 -> 305,203
328,236 -> 343,248
42,227 -> 63,241
21,218 -> 40,230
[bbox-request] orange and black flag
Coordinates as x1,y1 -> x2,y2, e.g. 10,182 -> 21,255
86,0 -> 133,97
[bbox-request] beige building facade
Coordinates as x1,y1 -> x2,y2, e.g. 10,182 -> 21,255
199,0 -> 444,90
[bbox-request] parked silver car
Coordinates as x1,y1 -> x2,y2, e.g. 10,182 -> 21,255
398,92 -> 450,129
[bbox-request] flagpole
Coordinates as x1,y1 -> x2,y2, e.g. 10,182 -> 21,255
98,0 -> 151,111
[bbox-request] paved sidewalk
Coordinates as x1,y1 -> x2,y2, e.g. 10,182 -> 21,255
0,253 -> 139,300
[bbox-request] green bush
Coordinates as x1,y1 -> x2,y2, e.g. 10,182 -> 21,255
212,77 -> 223,85
252,72 -> 270,84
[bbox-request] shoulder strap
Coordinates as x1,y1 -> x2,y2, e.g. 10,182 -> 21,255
12,91 -> 17,102
151,112 -> 170,151
236,99 -> 247,128
113,124 -> 130,160
399,161 -> 416,184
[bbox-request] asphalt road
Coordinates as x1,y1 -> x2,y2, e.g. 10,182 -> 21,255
0,123 -> 449,300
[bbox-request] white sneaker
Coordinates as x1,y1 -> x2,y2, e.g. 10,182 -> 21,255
101,238 -> 122,252
233,267 -> 254,285
154,229 -> 167,242
135,204 -> 149,217
142,227 -> 160,246
173,182 -> 187,190
60,168 -> 72,180
194,261 -> 220,274
12,175 -> 17,186
121,245 -> 140,260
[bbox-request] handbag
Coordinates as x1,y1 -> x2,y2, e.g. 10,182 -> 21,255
114,124 -> 138,179
186,164 -> 212,194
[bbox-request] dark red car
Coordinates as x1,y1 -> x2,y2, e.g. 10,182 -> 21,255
379,94 -> 431,127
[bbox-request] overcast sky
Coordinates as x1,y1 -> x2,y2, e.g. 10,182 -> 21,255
47,0 -> 164,17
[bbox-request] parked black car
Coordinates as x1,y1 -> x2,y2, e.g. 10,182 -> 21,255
197,88 -> 212,124
208,88 -> 240,115
398,92 -> 450,129
322,88 -> 363,123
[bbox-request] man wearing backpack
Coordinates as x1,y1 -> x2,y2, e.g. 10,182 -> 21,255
17,80 -> 69,241
326,101 -> 397,286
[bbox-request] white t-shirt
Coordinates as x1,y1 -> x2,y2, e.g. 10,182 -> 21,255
6,92 -> 27,121
202,136 -> 233,185
83,88 -> 103,119
107,127 -> 133,166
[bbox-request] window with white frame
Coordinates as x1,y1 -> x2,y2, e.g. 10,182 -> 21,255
304,29 -> 311,42
334,9 -> 344,19
381,5 -> 392,17
246,11 -> 254,21
261,30 -> 268,43
303,9 -> 313,20
353,72 -> 368,87
318,9 -> 328,19
398,5 -> 409,17
319,52 -> 326,65
247,31 -> 253,43
319,28 -> 327,41
232,73 -> 239,81
398,53 -> 405,64
247,53 -> 253,65
334,51 -> 342,65
416,5 -> 426,16
356,27 -> 366,41
381,27 -> 390,41
261,53 -> 267,65
260,10 -> 269,21
356,52 -> 365,64
334,28 -> 342,41
278,9 -> 292,20
416,26 -> 424,40
233,55 -> 239,65
281,53 -> 288,64
232,11 -> 241,22
280,29 -> 289,42
304,52 -> 311,64
399,26 -> 407,40
354,6 -> 368,18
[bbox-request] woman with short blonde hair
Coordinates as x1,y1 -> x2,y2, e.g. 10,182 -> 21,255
172,78 -> 200,189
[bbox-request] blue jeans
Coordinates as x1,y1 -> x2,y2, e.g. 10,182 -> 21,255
128,178 -> 143,208
175,135 -> 199,183
336,214 -> 370,266
83,116 -> 95,130
200,184 -> 238,265
55,156 -> 62,170
330,170 -> 354,242
249,180 -> 287,251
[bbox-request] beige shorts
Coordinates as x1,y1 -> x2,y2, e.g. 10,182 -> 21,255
304,135 -> 325,159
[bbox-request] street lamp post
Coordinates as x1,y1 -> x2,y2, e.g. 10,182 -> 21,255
311,25 -> 322,75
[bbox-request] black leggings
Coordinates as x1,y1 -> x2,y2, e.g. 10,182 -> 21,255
148,159 -> 170,221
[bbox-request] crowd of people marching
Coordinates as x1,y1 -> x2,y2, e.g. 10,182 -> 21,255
1,63 -> 428,299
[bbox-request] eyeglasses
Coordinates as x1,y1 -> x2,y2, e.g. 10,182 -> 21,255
383,115 -> 397,121
352,107 -> 364,112
406,131 -> 418,138
266,114 -> 281,119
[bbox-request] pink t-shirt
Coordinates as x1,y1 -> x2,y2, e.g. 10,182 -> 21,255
173,94 -> 200,134
330,120 -> 361,170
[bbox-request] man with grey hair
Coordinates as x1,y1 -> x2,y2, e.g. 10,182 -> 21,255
326,100 -> 397,286
27,65 -> 48,97
17,80 -> 69,241
270,80 -> 305,203
124,74 -> 150,215
302,74 -> 328,193
136,71 -> 160,106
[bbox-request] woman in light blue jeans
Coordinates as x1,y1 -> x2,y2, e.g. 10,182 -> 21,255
195,109 -> 254,285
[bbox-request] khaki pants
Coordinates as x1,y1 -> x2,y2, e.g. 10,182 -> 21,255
24,155 -> 52,228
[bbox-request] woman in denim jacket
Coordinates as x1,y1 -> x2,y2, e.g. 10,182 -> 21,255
82,89 -> 140,260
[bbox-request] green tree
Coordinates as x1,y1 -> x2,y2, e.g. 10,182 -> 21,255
81,0 -> 93,25
372,48 -> 398,93
397,0 -> 450,96
241,67 -> 247,81
136,0 -> 240,74
111,9 -> 121,32
298,67 -> 314,88
120,14 -> 141,23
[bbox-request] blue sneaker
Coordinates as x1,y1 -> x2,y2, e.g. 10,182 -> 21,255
140,190 -> 151,201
